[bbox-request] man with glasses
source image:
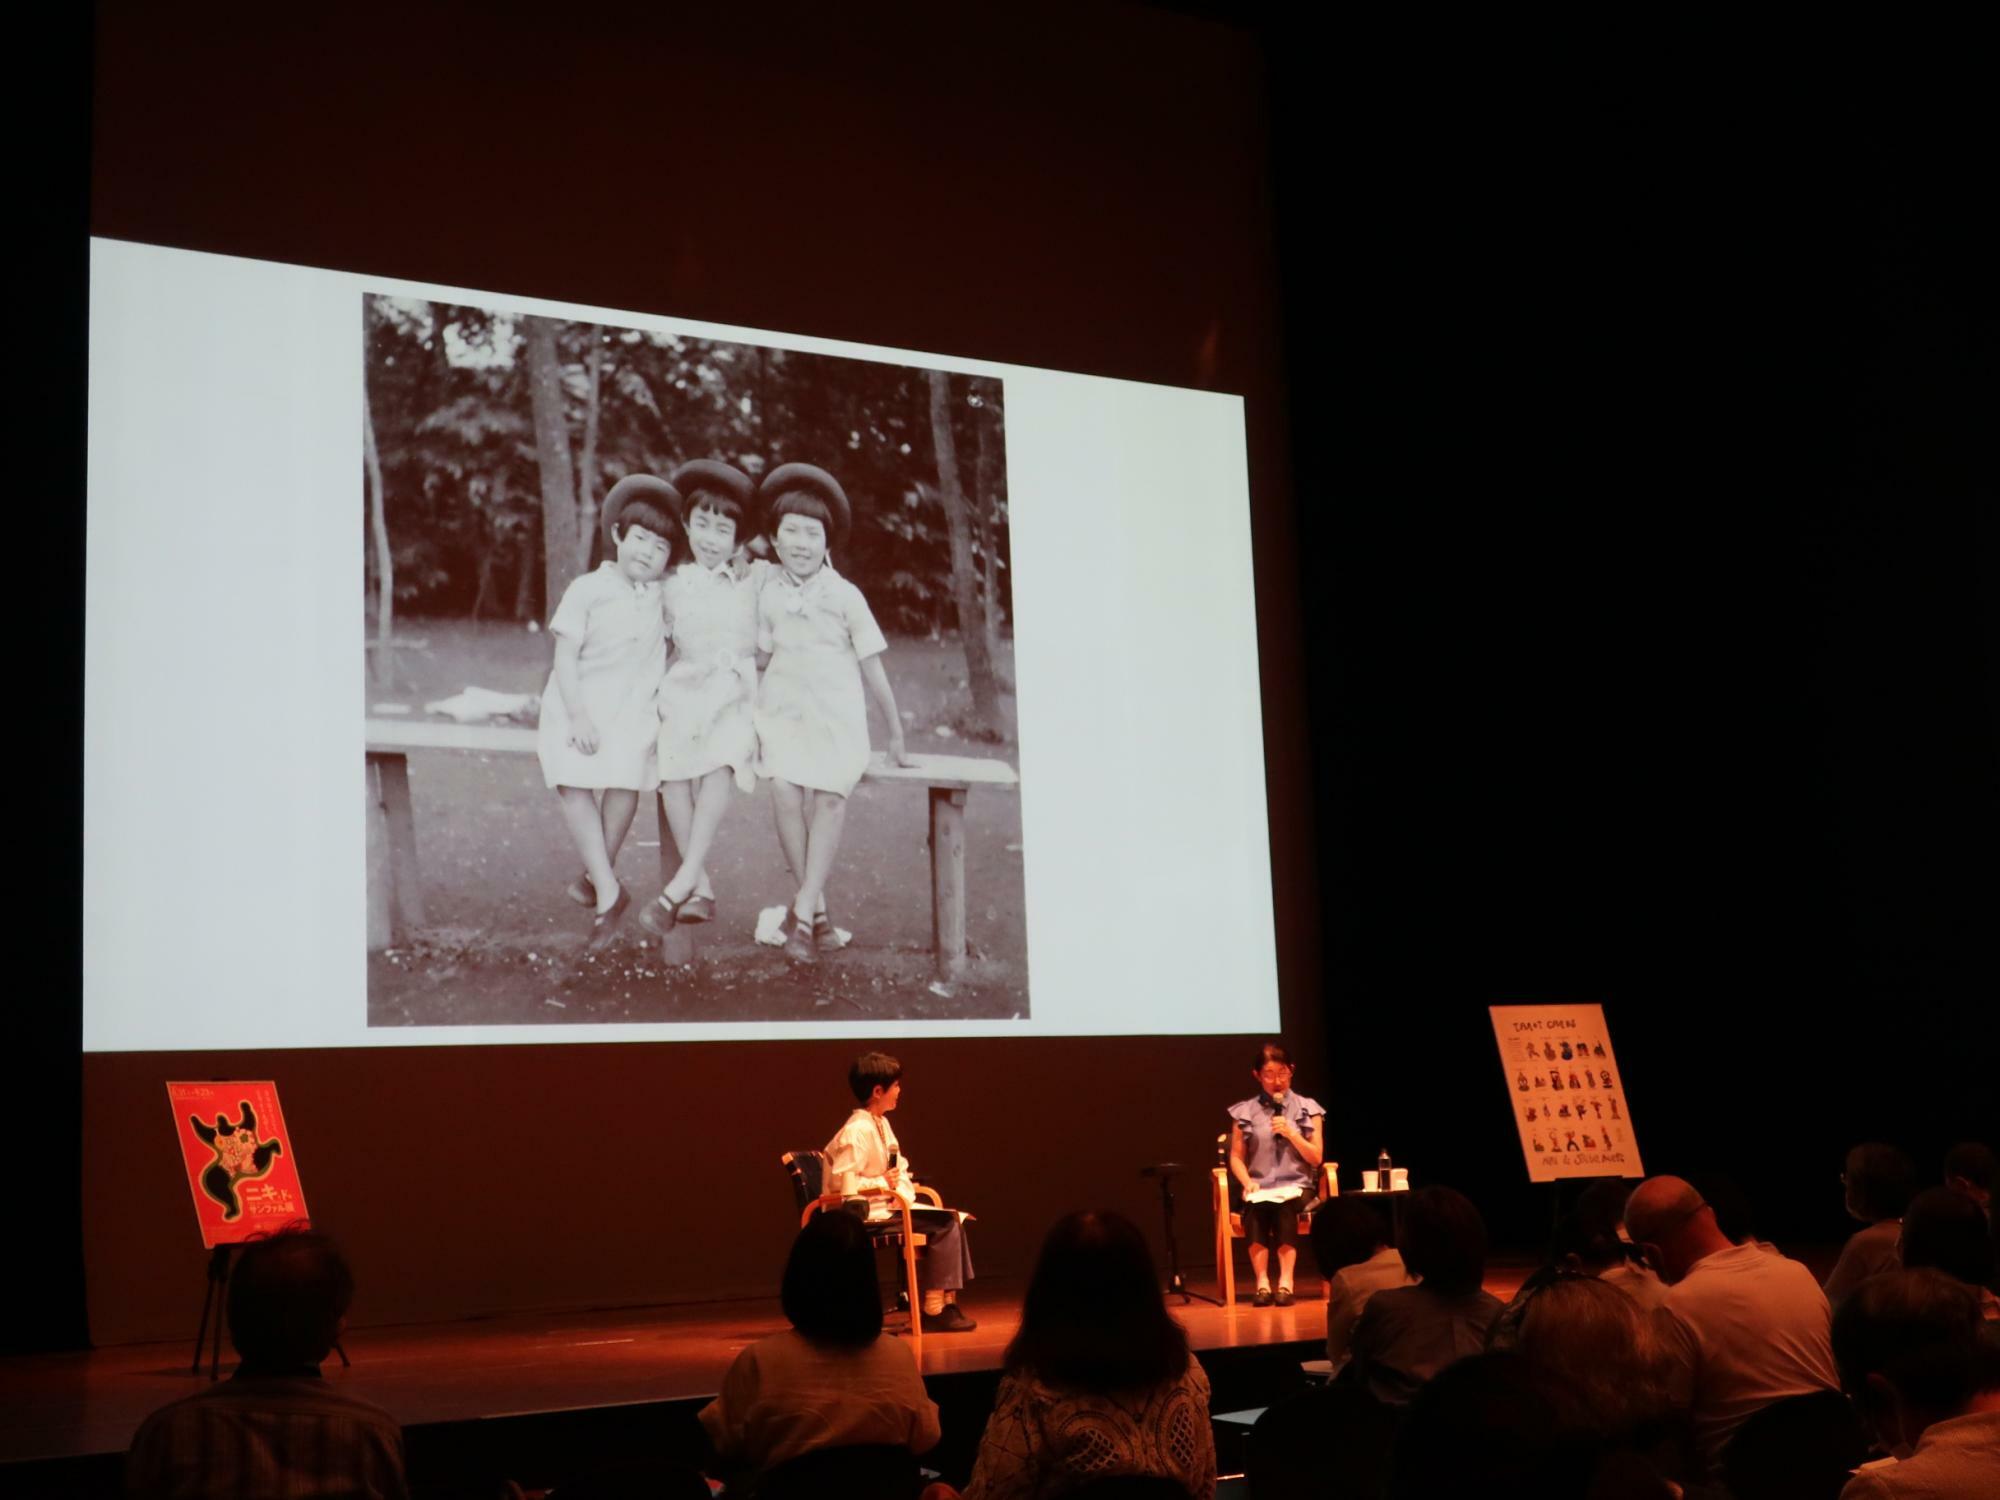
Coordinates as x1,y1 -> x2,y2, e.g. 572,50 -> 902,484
1625,1174 -> 1840,1479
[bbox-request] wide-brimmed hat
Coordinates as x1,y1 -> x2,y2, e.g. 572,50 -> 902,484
667,459 -> 755,521
601,474 -> 683,548
758,462 -> 851,544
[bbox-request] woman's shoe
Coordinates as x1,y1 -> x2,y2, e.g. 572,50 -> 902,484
636,887 -> 690,937
585,886 -> 631,951
1274,1286 -> 1295,1307
783,916 -> 817,963
1252,1286 -> 1274,1308
677,894 -> 715,925
566,873 -> 596,908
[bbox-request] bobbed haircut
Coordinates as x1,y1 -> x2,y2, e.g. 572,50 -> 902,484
1398,1186 -> 1489,1297
611,497 -> 682,551
1311,1197 -> 1391,1277
1845,1142 -> 1918,1221
1832,1267 -> 1983,1414
681,485 -> 748,529
1518,1276 -> 1676,1440
1944,1140 -> 1998,1191
765,488 -> 840,547
227,1226 -> 355,1369
1005,1211 -> 1189,1392
1900,1185 -> 1997,1289
1250,1039 -> 1292,1072
848,1050 -> 902,1103
781,1209 -> 883,1348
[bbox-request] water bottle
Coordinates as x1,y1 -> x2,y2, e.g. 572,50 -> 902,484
1377,1147 -> 1392,1183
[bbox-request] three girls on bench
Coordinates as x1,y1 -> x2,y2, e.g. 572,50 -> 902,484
637,460 -> 766,937
749,464 -> 913,963
534,475 -> 681,951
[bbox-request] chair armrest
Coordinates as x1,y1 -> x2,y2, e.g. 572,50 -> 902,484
913,1185 -> 944,1208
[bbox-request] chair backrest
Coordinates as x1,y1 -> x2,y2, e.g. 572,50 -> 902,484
753,1441 -> 922,1500
781,1149 -> 826,1211
1058,1476 -> 1197,1500
1721,1390 -> 1868,1500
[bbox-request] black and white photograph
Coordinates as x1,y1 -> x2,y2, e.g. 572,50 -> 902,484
360,296 -> 1027,1025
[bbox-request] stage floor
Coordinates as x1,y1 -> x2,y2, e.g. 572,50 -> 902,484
0,1265 -> 1539,1466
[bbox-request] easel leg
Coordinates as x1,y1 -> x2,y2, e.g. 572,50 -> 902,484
192,1245 -> 233,1380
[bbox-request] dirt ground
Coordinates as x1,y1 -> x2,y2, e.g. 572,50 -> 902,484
366,620 -> 1028,1026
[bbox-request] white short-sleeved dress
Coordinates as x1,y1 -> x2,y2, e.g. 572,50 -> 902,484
754,563 -> 888,797
535,562 -> 668,791
657,560 -> 766,794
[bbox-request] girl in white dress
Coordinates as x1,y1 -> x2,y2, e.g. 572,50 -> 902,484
752,464 -> 913,962
637,459 -> 764,936
535,474 -> 679,949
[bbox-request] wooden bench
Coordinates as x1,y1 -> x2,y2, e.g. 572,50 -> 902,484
364,718 -> 1019,979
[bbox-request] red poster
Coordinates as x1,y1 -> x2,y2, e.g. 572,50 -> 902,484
167,1081 -> 311,1247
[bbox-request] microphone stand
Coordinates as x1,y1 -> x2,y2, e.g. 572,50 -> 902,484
1141,1163 -> 1223,1306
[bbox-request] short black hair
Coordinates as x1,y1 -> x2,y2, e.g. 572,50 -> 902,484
1900,1185 -> 1997,1289
765,488 -> 840,546
1311,1198 -> 1390,1277
1845,1142 -> 1918,1221
780,1210 -> 883,1348
682,486 -> 748,530
227,1226 -> 354,1370
1832,1267 -> 1984,1416
1251,1040 -> 1292,1072
1398,1186 -> 1489,1297
1944,1140 -> 1998,1192
612,497 -> 682,551
1005,1211 -> 1190,1392
848,1051 -> 902,1103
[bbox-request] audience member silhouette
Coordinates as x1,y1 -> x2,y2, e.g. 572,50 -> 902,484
698,1209 -> 939,1497
1624,1174 -> 1839,1479
1518,1276 -> 1687,1483
1899,1187 -> 2000,1319
1825,1144 -> 1918,1306
1348,1186 -> 1503,1405
947,1211 -> 1215,1500
1831,1268 -> 2000,1499
1385,1351 -> 1603,1499
125,1227 -> 407,1500
1310,1196 -> 1413,1370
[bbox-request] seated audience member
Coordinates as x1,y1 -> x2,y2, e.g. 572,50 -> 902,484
1831,1268 -> 2000,1499
1624,1175 -> 1839,1481
1491,1182 -> 1670,1353
1386,1351 -> 1605,1499
1247,1381 -> 1401,1499
1311,1196 -> 1414,1370
1719,1391 -> 1869,1500
951,1211 -> 1216,1500
1899,1187 -> 2000,1319
1944,1143 -> 1995,1210
1688,1170 -> 1781,1256
698,1210 -> 940,1494
126,1228 -> 407,1500
1349,1186 -> 1503,1405
1824,1144 -> 1919,1306
1518,1277 -> 1687,1482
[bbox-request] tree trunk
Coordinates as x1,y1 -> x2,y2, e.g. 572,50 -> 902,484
514,528 -> 537,621
362,373 -> 394,684
575,336 -> 603,574
926,370 -> 1001,732
973,404 -> 1005,672
524,316 -> 581,618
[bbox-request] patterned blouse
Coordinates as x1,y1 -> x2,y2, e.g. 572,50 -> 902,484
959,1357 -> 1216,1500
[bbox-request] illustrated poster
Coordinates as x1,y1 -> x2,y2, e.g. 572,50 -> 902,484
167,1081 -> 310,1247
1487,1006 -> 1643,1183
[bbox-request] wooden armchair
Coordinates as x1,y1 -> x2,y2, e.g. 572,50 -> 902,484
782,1149 -> 944,1358
1211,1151 -> 1337,1308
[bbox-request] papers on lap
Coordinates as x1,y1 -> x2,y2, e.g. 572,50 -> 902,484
1244,1185 -> 1304,1205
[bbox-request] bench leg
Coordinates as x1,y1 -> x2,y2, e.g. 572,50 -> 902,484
376,753 -> 425,934
655,793 -> 693,967
365,758 -> 393,951
929,787 -> 968,981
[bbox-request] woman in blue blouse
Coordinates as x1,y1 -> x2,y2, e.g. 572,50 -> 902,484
1227,1041 -> 1327,1306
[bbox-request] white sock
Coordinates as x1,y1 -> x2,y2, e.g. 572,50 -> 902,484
921,1290 -> 945,1315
